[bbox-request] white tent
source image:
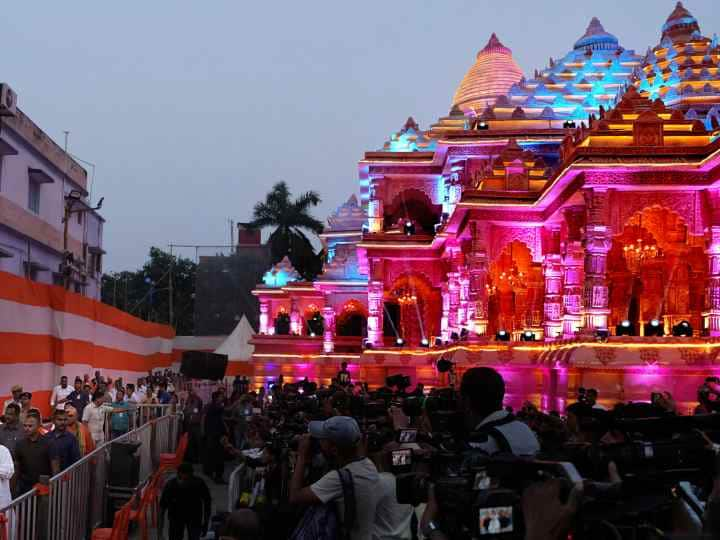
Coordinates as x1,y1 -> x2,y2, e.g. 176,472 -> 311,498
214,315 -> 255,362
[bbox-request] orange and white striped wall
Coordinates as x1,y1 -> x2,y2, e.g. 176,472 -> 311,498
0,271 -> 176,417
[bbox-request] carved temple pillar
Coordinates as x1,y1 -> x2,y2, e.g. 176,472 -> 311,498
458,270 -> 470,330
447,272 -> 460,336
542,227 -> 563,340
322,303 -> 336,353
368,281 -> 384,346
440,283 -> 450,342
367,178 -> 384,233
290,297 -> 301,335
259,297 -> 270,334
467,221 -> 489,335
562,207 -> 585,337
582,189 -> 612,331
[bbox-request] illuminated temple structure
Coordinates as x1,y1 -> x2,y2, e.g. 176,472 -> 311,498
250,3 -> 720,412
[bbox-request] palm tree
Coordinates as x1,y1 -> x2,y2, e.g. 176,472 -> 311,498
249,182 -> 325,280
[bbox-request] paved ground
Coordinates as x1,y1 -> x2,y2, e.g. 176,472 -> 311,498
130,462 -> 232,540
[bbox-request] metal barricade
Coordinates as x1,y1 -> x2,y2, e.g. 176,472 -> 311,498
0,488 -> 38,540
226,464 -> 246,513
42,414 -> 180,540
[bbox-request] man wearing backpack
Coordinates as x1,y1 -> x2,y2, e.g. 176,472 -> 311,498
290,416 -> 380,540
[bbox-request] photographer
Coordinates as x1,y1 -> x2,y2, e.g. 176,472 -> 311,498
460,367 -> 540,456
289,416 -> 380,540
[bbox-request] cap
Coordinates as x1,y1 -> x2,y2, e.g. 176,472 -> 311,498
11,385 -> 23,393
20,392 -> 32,399
308,416 -> 361,448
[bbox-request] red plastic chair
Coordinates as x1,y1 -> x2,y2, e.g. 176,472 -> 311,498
0,512 -> 8,540
90,500 -> 132,540
158,432 -> 188,474
129,475 -> 162,540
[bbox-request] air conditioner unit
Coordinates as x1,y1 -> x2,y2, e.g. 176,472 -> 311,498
0,84 -> 17,117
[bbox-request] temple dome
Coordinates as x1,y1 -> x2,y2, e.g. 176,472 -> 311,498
574,17 -> 619,51
661,2 -> 701,43
452,33 -> 524,114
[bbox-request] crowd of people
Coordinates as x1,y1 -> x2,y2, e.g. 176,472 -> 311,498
4,364 -> 720,539
179,365 -> 720,540
0,369 -> 184,505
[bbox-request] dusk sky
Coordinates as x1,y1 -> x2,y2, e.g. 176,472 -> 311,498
2,1 -> 718,270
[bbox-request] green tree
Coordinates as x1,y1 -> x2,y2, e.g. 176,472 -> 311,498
101,247 -> 197,334
248,181 -> 325,280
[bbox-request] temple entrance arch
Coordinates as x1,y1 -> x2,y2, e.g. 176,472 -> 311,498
336,300 -> 368,337
387,272 -> 441,345
486,240 -> 544,335
384,189 -> 442,234
607,206 -> 706,333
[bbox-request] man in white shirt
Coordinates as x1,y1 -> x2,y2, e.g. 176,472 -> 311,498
82,391 -> 114,445
290,416 -> 380,540
3,385 -> 22,414
50,376 -> 73,412
0,443 -> 14,509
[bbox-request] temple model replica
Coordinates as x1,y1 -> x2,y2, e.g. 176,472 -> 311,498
250,3 -> 720,412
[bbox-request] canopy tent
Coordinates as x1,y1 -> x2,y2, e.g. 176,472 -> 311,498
214,315 -> 255,362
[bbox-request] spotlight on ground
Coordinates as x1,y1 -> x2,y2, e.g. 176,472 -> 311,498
672,320 -> 693,337
644,319 -> 663,337
496,330 -> 510,342
520,330 -> 536,342
403,221 -> 416,236
616,320 -> 636,336
395,337 -> 405,347
420,337 -> 430,348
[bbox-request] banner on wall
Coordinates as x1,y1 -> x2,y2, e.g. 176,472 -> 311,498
0,271 -> 175,415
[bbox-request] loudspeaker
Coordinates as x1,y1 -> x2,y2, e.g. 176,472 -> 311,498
181,351 -> 229,380
109,440 -> 141,487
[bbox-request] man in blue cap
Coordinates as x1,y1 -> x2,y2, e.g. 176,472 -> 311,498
289,416 -> 380,540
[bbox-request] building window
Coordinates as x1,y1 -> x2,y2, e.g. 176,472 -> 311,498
28,181 -> 40,214
77,211 -> 83,225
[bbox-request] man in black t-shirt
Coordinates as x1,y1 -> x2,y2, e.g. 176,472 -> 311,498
14,415 -> 51,494
337,362 -> 351,387
160,462 -> 212,540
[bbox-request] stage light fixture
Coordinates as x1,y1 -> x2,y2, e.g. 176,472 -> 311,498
395,337 -> 405,347
616,320 -> 635,336
672,320 -> 693,337
644,319 -> 663,337
476,121 -> 489,130
496,330 -> 510,342
363,340 -> 373,350
595,329 -> 609,342
450,332 -> 460,342
563,120 -> 576,129
434,337 -> 443,347
420,337 -> 430,348
404,221 -> 416,236
460,328 -> 469,340
520,330 -> 536,342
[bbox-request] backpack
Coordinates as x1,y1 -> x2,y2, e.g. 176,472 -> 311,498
290,468 -> 356,540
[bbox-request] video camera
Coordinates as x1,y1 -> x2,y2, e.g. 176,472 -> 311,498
397,456 -> 582,539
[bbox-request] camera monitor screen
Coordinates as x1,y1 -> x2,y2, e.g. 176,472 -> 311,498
391,449 -> 412,467
398,429 -> 417,443
478,507 -> 513,535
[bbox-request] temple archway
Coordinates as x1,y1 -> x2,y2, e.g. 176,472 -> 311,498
487,241 -> 544,335
388,272 -> 441,345
607,206 -> 706,334
336,300 -> 368,337
384,189 -> 442,234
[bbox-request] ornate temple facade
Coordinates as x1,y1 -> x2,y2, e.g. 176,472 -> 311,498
250,3 -> 720,411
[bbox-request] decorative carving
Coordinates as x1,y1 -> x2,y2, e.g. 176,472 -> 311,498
489,225 -> 542,263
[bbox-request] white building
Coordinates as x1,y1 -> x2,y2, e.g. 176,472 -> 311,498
0,83 -> 104,298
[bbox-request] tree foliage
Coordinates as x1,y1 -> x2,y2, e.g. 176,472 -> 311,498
101,247 -> 196,334
248,181 -> 325,280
